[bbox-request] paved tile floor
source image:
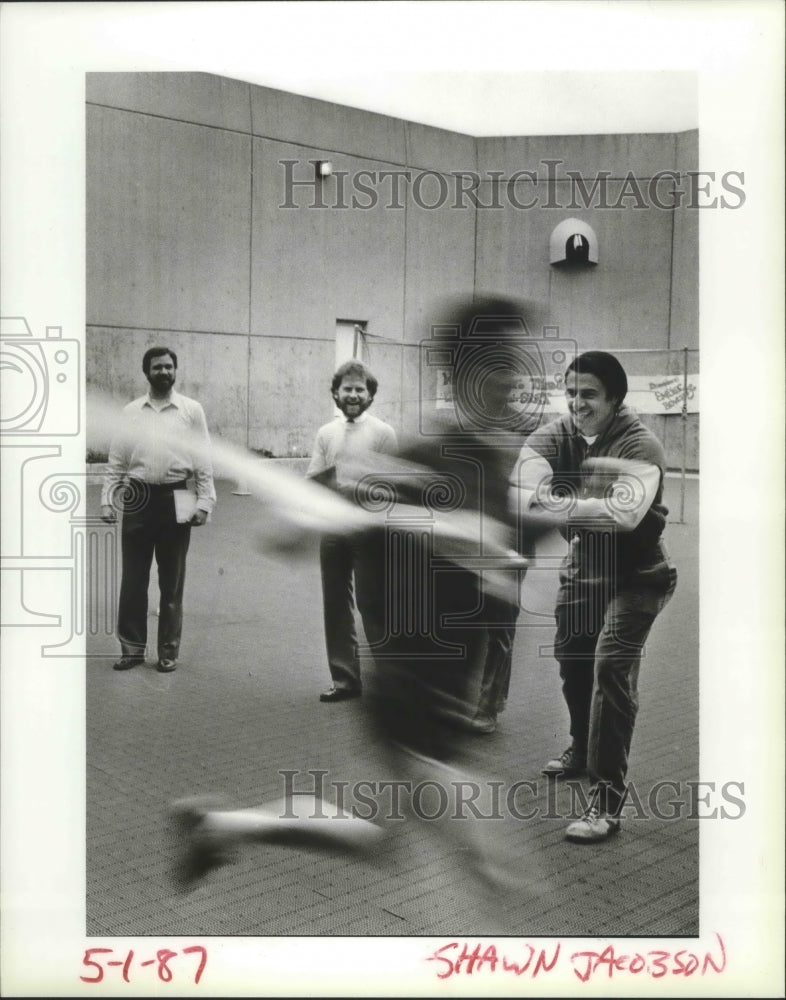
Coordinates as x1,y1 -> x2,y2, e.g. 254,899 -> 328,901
86,473 -> 698,938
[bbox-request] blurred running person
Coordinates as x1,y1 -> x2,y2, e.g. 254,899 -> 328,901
169,298 -> 548,908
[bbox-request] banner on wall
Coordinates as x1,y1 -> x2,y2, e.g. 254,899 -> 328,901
435,371 -> 699,415
625,373 -> 699,415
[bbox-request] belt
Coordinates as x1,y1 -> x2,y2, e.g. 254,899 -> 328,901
128,478 -> 188,492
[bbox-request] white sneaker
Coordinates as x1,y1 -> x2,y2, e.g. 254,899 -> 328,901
541,743 -> 587,777
565,805 -> 621,843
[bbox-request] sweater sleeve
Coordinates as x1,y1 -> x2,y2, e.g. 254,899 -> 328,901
379,424 -> 398,455
510,421 -> 663,532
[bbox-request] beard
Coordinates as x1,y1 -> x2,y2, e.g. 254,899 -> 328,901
148,374 -> 175,394
336,398 -> 370,418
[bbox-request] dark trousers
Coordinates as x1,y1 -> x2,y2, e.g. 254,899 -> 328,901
319,533 -> 364,692
555,556 -> 677,813
117,484 -> 192,661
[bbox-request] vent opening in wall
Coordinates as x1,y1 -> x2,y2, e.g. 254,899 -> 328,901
550,218 -> 599,268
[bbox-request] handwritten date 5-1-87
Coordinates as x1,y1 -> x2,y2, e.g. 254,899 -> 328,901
80,945 -> 207,985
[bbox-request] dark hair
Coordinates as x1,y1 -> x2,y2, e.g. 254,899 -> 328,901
566,351 -> 628,407
331,360 -> 378,397
142,346 -> 178,375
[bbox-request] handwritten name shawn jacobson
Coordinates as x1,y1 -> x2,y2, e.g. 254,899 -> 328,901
427,934 -> 726,982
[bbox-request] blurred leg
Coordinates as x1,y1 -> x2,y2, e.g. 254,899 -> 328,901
475,591 -> 520,719
169,794 -> 383,892
362,525 -> 485,761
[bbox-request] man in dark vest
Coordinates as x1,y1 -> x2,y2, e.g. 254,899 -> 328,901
511,351 -> 677,842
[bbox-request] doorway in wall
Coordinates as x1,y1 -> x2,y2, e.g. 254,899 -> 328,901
335,319 -> 367,367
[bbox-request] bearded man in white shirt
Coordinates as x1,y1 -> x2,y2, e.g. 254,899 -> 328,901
306,360 -> 397,702
100,347 -> 216,673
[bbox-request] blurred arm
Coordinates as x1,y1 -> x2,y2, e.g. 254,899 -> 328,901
100,417 -> 132,513
380,425 -> 398,455
305,429 -> 328,479
190,402 -> 217,514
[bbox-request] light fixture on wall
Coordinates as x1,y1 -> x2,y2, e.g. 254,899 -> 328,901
315,160 -> 333,179
549,218 -> 599,267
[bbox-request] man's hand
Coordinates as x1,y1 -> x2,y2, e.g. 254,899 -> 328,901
189,509 -> 209,527
100,504 -> 117,524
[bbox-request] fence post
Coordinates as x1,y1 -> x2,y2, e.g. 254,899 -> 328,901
680,346 -> 688,524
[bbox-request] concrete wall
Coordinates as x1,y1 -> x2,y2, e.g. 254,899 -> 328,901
86,72 -> 698,468
87,72 -> 480,456
474,131 -> 699,467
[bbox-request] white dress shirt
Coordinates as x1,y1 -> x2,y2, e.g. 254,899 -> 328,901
306,411 -> 398,490
101,390 -> 217,512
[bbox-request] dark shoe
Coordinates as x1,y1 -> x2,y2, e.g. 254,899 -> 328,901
168,796 -> 238,892
156,658 -> 178,673
565,804 -> 621,843
319,686 -> 361,702
113,656 -> 144,671
541,744 -> 587,778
